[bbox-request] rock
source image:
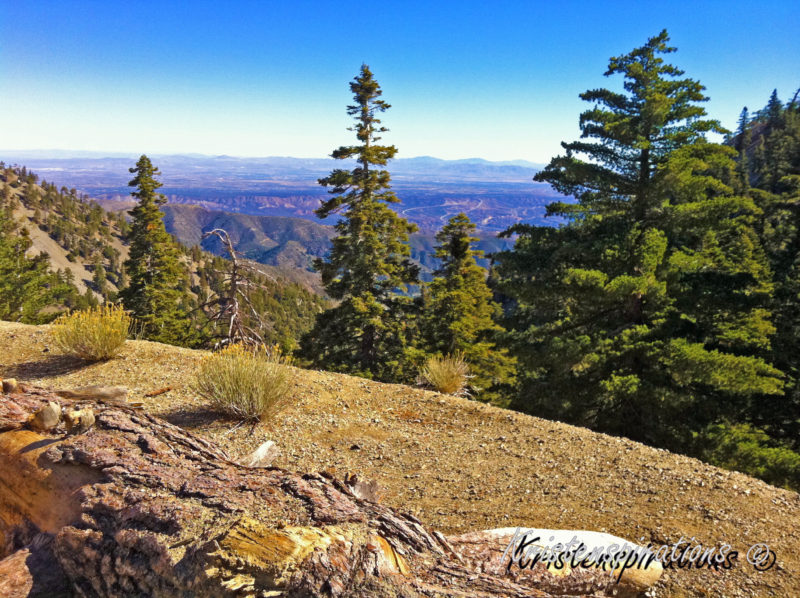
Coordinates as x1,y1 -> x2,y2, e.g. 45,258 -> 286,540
239,440 -> 279,467
28,402 -> 61,432
2,379 -> 20,394
63,408 -> 95,434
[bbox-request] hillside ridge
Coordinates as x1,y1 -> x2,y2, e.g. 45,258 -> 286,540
1,320 -> 798,598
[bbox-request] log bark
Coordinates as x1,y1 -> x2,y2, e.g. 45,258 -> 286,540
0,387 -> 660,597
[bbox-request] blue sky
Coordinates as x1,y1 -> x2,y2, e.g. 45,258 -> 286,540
1,0 -> 798,162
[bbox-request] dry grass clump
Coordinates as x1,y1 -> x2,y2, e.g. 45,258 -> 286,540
50,304 -> 131,361
419,353 -> 471,395
193,344 -> 293,422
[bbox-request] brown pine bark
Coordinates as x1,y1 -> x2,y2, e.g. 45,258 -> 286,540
0,387 -> 658,597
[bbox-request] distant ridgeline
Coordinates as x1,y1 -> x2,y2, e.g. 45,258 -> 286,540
0,164 -> 328,350
159,203 -> 515,282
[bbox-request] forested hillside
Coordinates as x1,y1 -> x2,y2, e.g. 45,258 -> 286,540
0,164 -> 327,350
160,203 -> 514,281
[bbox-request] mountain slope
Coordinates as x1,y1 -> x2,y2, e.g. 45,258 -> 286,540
162,204 -> 336,270
161,204 -> 514,279
2,320 -> 798,598
2,165 -> 328,347
2,165 -> 129,301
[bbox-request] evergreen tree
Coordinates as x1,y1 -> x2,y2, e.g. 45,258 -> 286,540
92,255 -> 108,300
735,107 -> 752,189
0,193 -> 72,323
422,213 -> 515,402
495,30 -> 782,451
120,156 -> 196,345
735,89 -> 800,459
764,89 -> 783,132
298,65 -> 419,381
118,263 -> 128,290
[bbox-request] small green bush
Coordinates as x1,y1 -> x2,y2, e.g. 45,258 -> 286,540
419,353 -> 471,395
194,344 -> 293,421
50,304 -> 130,361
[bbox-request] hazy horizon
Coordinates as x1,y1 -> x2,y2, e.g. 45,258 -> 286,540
0,148 -> 543,167
2,1 -> 797,163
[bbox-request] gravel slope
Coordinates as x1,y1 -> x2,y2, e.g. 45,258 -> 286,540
1,320 -> 798,597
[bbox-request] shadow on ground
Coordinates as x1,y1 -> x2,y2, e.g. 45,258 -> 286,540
159,404 -> 229,429
158,405 -> 265,441
0,354 -> 90,380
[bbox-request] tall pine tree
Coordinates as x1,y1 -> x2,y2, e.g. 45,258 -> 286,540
495,30 -> 782,451
735,107 -> 752,189
120,156 -> 196,345
298,65 -> 419,381
422,213 -> 514,402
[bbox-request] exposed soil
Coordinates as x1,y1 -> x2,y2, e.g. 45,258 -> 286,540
2,320 -> 798,597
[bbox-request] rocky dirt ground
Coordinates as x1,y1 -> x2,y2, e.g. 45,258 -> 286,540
2,320 -> 798,597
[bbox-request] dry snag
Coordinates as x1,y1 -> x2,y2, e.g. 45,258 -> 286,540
200,228 -> 273,348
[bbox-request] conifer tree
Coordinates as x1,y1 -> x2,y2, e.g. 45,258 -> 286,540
735,107 -> 752,189
298,65 -> 419,381
495,31 -> 782,450
422,213 -> 514,402
735,90 -> 800,461
92,255 -> 108,300
764,89 -> 783,132
120,156 -> 195,345
0,192 -> 72,323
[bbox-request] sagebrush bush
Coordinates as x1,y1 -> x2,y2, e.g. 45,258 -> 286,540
194,344 -> 293,421
419,353 -> 471,395
50,304 -> 131,361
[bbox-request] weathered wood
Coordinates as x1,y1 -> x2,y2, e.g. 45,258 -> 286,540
0,387 -> 661,597
54,386 -> 128,402
0,533 -> 71,598
448,528 -> 662,598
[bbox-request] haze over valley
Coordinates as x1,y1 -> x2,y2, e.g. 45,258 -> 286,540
1,151 -> 555,233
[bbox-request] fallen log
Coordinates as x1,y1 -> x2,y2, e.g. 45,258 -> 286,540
0,533 -> 72,598
0,387 -> 661,597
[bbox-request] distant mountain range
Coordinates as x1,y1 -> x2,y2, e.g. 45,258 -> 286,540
0,152 -> 562,233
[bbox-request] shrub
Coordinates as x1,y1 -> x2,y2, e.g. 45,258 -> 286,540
50,303 -> 130,361
419,353 -> 471,395
194,344 -> 293,422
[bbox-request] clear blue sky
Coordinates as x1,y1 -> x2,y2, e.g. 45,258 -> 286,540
1,0 -> 798,163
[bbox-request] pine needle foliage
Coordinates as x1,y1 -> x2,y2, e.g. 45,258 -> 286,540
495,30 -> 783,450
422,213 -> 515,401
299,65 -> 419,381
119,156 -> 197,346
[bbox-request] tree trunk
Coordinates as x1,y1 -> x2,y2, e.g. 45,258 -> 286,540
0,387 -> 659,597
